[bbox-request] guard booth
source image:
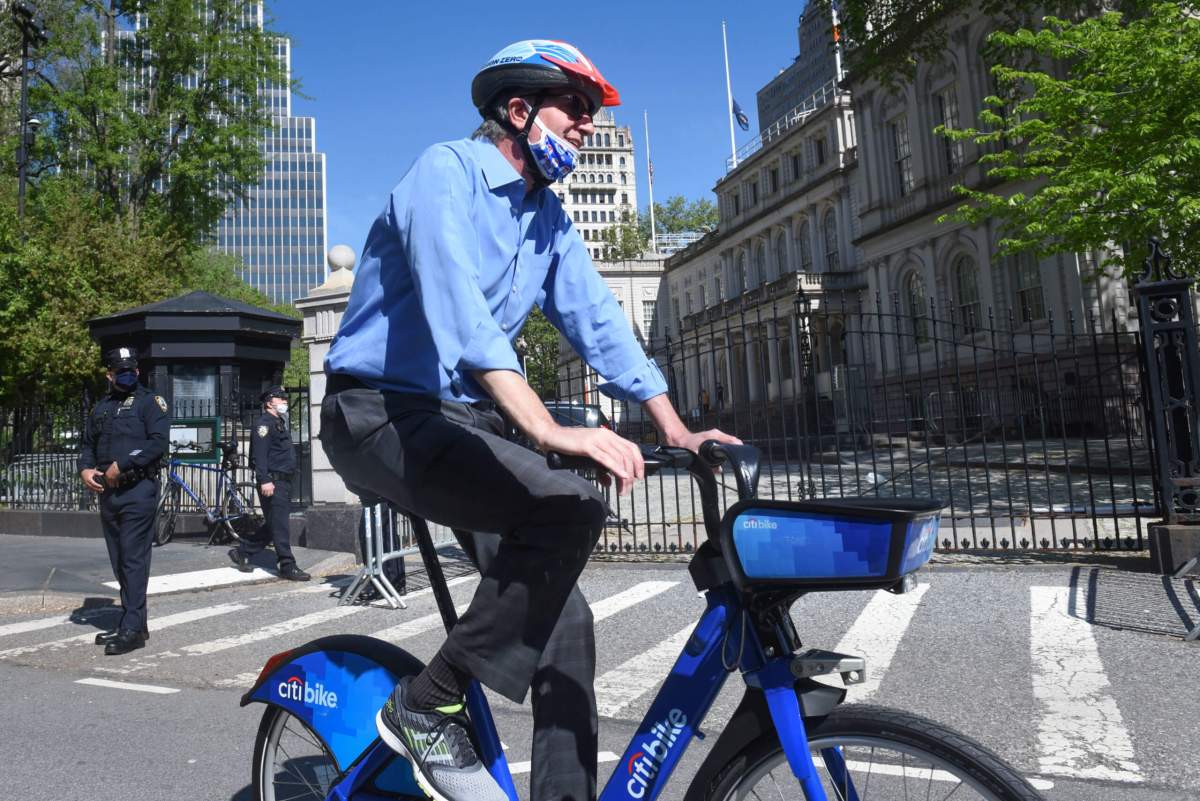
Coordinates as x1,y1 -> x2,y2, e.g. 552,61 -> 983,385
86,291 -> 308,507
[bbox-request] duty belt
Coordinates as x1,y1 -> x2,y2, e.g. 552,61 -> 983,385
97,462 -> 160,488
269,471 -> 295,481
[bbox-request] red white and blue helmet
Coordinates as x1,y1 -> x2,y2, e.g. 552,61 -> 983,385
471,39 -> 621,118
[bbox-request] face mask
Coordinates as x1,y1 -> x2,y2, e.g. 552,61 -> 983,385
523,103 -> 579,182
113,370 -> 138,391
275,403 -> 288,416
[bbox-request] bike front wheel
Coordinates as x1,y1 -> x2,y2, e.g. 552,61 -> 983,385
218,482 -> 262,544
703,704 -> 1044,801
252,705 -> 339,801
154,482 -> 180,546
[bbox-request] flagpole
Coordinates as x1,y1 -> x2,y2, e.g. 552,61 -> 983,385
644,109 -> 657,255
722,20 -> 738,169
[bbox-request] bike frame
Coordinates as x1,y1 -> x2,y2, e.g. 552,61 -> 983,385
321,582 -> 847,801
164,459 -> 245,520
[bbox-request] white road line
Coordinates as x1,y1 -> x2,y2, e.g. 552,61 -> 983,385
0,603 -> 246,660
831,583 -> 929,701
370,605 -> 469,643
212,671 -> 262,689
594,625 -> 694,719
107,566 -> 276,596
590,581 -> 678,623
0,614 -> 76,639
825,758 -> 1053,790
509,751 -> 619,776
1030,586 -> 1143,783
76,677 -> 179,695
181,606 -> 364,657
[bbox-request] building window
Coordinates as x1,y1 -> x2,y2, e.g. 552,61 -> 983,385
619,156 -> 626,167
621,192 -> 628,205
733,192 -> 741,215
754,244 -> 768,286
736,253 -> 748,293
954,255 -> 981,332
813,134 -> 827,166
1014,253 -> 1046,323
605,133 -> 611,146
750,181 -> 759,205
685,291 -> 693,315
774,232 -> 787,276
698,285 -> 707,308
935,85 -> 964,175
672,298 -> 681,332
822,209 -> 839,271
769,167 -> 779,194
797,221 -> 812,272
791,152 -> 802,181
642,300 -> 657,337
618,134 -> 625,147
778,319 -> 793,381
890,115 -> 915,196
905,272 -> 929,346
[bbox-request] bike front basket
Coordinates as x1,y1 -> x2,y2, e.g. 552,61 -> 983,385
720,497 -> 944,592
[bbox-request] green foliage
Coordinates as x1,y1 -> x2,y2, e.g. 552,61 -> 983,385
641,195 -> 718,237
940,2 -> 1200,275
0,177 -> 295,405
19,0 -> 289,242
517,306 -> 560,399
600,218 -> 649,261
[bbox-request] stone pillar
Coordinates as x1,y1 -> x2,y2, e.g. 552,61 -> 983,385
294,245 -> 357,507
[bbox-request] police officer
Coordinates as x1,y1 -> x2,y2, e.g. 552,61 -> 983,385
78,347 -> 170,656
229,387 -> 310,580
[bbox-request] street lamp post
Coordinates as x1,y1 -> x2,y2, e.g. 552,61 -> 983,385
12,0 -> 48,223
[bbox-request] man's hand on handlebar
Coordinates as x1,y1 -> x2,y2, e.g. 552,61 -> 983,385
663,427 -> 743,457
537,425 -> 645,496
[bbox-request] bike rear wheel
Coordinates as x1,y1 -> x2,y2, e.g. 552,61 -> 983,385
703,704 -> 1043,801
154,482 -> 180,546
252,705 -> 339,801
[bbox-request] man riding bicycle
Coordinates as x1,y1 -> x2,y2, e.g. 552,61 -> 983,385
320,39 -> 738,801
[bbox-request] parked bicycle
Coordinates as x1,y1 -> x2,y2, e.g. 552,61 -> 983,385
155,441 -> 261,547
240,441 -> 1042,801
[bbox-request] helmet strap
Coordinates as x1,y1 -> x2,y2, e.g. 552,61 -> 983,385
500,95 -> 554,191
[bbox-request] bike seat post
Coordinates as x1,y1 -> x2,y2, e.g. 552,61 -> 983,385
408,515 -> 460,633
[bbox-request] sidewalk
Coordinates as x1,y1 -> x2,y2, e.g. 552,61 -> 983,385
0,534 -> 356,613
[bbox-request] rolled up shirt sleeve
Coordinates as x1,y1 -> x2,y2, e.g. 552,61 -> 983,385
539,223 -> 668,403
397,146 -> 521,377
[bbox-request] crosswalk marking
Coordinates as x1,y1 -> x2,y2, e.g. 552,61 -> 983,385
0,613 -> 81,639
0,603 -> 246,660
1029,586 -> 1143,783
107,566 -> 276,596
370,605 -> 469,643
76,677 -> 179,695
594,625 -> 694,719
590,581 -> 677,622
831,583 -> 929,701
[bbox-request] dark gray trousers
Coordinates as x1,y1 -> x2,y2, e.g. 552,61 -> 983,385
320,386 -> 604,801
99,478 -> 157,633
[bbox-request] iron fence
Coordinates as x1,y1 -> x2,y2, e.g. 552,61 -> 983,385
0,387 -> 311,513
556,292 -> 1156,554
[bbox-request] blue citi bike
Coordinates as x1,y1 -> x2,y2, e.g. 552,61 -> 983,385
155,441 -> 261,546
241,441 -> 1043,801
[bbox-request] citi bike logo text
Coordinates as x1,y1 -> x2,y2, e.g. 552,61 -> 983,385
625,708 -> 687,798
277,675 -> 339,709
741,517 -> 778,530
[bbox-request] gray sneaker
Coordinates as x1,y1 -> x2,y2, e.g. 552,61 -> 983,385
375,676 -> 506,801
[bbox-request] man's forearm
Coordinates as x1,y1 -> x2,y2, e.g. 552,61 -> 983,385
472,369 -> 558,449
642,394 -> 689,446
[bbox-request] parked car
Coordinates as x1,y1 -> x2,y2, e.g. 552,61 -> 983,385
543,401 -> 610,430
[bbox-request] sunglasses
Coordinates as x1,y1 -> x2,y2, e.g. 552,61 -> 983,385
546,92 -> 593,121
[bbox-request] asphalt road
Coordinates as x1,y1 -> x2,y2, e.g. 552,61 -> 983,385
0,560 -> 1195,801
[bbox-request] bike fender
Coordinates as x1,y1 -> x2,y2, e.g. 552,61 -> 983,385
681,679 -> 845,801
241,634 -> 424,771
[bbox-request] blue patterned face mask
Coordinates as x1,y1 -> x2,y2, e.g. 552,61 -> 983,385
523,103 -> 580,182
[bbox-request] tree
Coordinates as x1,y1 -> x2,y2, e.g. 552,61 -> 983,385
517,306 -> 561,399
599,218 -> 649,261
641,195 -> 718,238
21,0 -> 288,242
941,3 -> 1200,275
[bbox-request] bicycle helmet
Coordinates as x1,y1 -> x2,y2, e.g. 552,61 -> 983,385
471,39 -> 621,119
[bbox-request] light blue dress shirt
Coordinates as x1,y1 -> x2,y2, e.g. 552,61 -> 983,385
325,137 -> 668,405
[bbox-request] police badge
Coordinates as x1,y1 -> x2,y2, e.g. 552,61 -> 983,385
155,395 -> 168,413
257,425 -> 269,437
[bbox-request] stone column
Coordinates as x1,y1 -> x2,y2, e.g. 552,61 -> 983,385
294,245 -> 357,507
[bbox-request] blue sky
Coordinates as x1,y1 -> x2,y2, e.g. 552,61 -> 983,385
268,1 -> 812,259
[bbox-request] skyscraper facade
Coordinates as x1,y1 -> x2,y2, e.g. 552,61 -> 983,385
214,23 -> 328,305
553,108 -> 638,261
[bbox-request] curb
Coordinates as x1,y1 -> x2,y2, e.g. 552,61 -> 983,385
0,551 -> 359,615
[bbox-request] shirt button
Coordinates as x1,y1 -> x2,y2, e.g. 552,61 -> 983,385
501,323 -> 509,331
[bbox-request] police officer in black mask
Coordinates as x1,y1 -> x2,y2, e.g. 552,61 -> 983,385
229,386 -> 310,580
78,347 -> 171,655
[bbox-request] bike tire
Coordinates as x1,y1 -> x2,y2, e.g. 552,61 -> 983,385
252,705 -> 340,801
154,482 -> 180,547
701,704 -> 1044,801
219,482 -> 263,544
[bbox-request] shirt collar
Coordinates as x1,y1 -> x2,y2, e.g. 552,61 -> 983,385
476,140 -> 525,191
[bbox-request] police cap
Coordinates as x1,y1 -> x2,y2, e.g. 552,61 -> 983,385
105,346 -> 139,370
260,385 -> 287,404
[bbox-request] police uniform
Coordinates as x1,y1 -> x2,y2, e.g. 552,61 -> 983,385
77,347 -> 170,656
232,387 -> 308,580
